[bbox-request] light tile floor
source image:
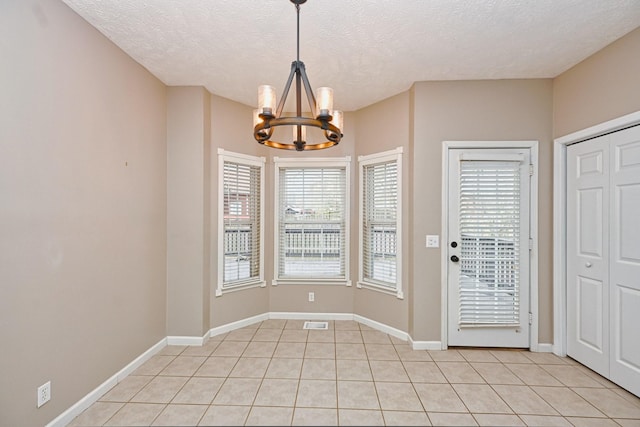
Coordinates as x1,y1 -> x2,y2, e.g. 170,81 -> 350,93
69,319 -> 640,426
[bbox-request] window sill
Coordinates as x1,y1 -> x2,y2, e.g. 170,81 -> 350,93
271,279 -> 352,287
216,280 -> 266,297
357,281 -> 404,299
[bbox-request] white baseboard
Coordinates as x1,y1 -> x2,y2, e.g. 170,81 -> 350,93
268,312 -> 410,343
552,343 -> 567,357
167,334 -> 208,346
409,338 -> 443,351
269,311 -> 354,321
46,338 -> 166,427
536,343 -> 554,353
353,314 -> 409,342
208,312 -> 269,338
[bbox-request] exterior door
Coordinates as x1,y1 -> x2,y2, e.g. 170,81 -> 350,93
567,136 -> 610,376
447,148 -> 531,348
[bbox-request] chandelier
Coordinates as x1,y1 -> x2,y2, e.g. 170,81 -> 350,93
253,0 -> 343,151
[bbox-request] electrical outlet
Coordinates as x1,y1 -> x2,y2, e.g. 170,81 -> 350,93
308,292 -> 315,302
37,381 -> 51,408
426,235 -> 439,248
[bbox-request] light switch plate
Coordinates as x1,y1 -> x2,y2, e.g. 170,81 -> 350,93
426,235 -> 439,248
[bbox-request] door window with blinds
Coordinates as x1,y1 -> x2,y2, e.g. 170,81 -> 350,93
358,148 -> 403,298
274,157 -> 351,284
216,149 -> 265,296
458,158 -> 523,326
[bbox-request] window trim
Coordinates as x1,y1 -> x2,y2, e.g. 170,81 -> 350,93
216,149 -> 266,296
272,156 -> 352,286
357,147 -> 403,299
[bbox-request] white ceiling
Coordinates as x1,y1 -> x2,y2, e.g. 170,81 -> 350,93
62,0 -> 640,112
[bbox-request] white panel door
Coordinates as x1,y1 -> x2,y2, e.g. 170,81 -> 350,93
609,125 -> 640,396
567,124 -> 640,395
447,148 -> 531,348
567,136 -> 610,377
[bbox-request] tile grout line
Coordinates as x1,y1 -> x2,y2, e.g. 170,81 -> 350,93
101,348 -> 184,426
484,356 -> 549,419
292,319 -> 306,422
167,347 -> 209,426
333,324 -> 340,424
72,319 -> 640,426
526,370 -> 610,422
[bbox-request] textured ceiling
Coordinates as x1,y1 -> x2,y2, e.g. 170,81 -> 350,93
62,0 -> 640,112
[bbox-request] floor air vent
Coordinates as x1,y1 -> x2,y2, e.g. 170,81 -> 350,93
303,321 -> 329,330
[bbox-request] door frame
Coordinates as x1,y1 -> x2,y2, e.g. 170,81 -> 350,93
441,140 -> 539,350
553,110 -> 640,357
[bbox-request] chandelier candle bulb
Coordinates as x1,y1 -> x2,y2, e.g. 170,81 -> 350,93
258,85 -> 276,116
293,124 -> 306,142
330,110 -> 343,132
253,109 -> 271,139
316,87 -> 333,117
252,109 -> 263,127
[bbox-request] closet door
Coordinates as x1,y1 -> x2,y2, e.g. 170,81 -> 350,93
609,125 -> 640,396
567,124 -> 640,396
567,136 -> 610,377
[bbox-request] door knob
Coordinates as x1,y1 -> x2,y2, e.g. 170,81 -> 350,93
450,255 -> 460,263
585,262 -> 592,268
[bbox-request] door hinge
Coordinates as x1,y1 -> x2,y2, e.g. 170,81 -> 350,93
528,313 -> 533,325
529,164 -> 534,176
529,238 -> 533,251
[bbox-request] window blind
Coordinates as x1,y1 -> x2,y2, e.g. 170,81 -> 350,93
223,160 -> 261,286
278,166 -> 346,279
458,160 -> 521,326
362,160 -> 398,287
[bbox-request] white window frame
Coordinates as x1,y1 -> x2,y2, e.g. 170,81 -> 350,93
273,156 -> 351,286
358,147 -> 403,299
216,149 -> 266,296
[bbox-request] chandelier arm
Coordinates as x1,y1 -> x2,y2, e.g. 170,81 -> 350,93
323,128 -> 341,143
275,62 -> 298,118
295,65 -> 302,117
297,62 -> 319,118
254,123 -> 274,142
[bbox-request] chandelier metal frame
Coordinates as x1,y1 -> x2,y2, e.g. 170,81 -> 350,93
253,0 -> 342,151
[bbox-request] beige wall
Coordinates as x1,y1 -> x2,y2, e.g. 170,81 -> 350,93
170,95 -> 362,329
0,1 -> 167,425
170,24 -> 640,346
3,2 -> 638,423
410,79 -> 554,342
353,92 -> 411,331
207,80 -> 556,342
197,99 -> 367,323
210,94 -> 270,327
167,87 -> 211,336
265,112 -> 358,315
553,27 -> 640,138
